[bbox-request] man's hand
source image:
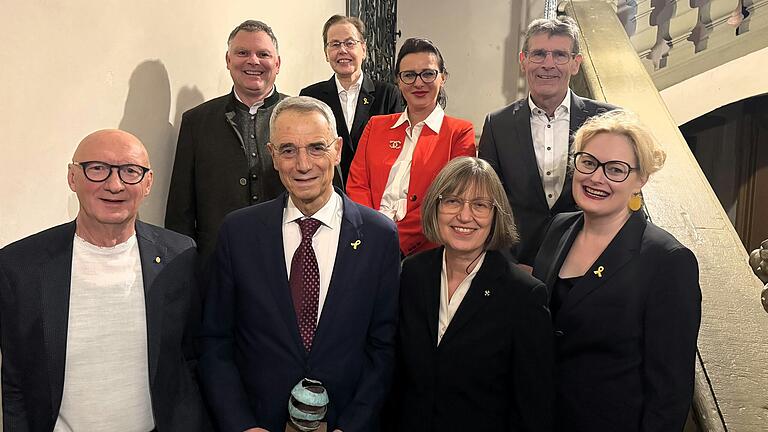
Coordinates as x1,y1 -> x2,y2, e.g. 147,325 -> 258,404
245,428 -> 270,432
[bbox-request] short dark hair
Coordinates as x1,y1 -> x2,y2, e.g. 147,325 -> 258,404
422,157 -> 518,250
395,38 -> 448,108
522,16 -> 580,54
322,15 -> 366,47
228,20 -> 279,52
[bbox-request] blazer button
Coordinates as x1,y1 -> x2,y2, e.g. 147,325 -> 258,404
410,194 -> 417,202
554,330 -> 565,337
239,178 -> 247,186
251,195 -> 259,202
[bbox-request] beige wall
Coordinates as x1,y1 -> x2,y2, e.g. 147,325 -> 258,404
397,0 -> 540,134
661,46 -> 768,125
0,0 -> 345,247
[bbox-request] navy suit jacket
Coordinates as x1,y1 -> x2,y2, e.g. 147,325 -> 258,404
199,191 -> 400,432
300,75 -> 403,182
478,93 -> 615,265
532,211 -> 701,432
0,221 -> 210,432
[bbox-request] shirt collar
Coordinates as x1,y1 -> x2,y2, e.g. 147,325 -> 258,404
283,190 -> 342,229
528,89 -> 571,117
233,86 -> 276,110
391,104 -> 445,132
335,73 -> 364,95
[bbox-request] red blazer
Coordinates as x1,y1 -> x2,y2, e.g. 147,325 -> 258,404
346,113 -> 476,255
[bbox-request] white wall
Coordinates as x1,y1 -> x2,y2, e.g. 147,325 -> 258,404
397,0 -> 542,134
0,0 -> 345,247
661,46 -> 768,125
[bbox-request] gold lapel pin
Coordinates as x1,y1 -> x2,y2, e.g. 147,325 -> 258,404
363,97 -> 369,105
593,265 -> 605,278
484,290 -> 491,297
389,140 -> 401,149
350,240 -> 362,250
155,256 -> 161,264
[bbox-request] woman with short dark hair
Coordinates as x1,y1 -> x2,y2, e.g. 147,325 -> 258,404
346,38 -> 476,256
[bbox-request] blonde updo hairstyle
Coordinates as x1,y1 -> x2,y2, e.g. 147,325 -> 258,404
572,110 -> 666,180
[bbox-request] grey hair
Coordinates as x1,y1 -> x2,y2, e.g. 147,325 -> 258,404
269,96 -> 338,139
228,20 -> 279,52
522,16 -> 580,54
422,157 -> 518,250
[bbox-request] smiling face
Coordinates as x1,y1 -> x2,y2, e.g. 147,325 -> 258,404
226,30 -> 281,106
269,110 -> 341,216
68,130 -> 153,241
520,33 -> 581,108
325,22 -> 366,82
572,132 -> 646,220
438,185 -> 494,258
397,52 -> 444,116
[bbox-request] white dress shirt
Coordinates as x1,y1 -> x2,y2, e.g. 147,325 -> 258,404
437,250 -> 486,345
282,192 -> 343,323
529,89 -> 571,208
379,105 -> 445,221
336,73 -> 364,133
234,86 -> 275,115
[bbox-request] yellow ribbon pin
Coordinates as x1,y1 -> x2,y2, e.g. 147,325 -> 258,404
351,240 -> 362,250
363,97 -> 369,105
155,256 -> 161,264
593,265 -> 604,278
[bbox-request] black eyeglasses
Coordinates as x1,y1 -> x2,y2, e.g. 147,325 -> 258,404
524,49 -> 577,65
438,195 -> 496,218
397,69 -> 439,85
573,152 -> 636,183
73,161 -> 151,185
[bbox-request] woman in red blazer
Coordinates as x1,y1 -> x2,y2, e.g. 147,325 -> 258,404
346,38 -> 476,256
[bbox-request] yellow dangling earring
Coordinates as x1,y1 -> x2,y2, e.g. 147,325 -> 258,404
628,192 -> 643,212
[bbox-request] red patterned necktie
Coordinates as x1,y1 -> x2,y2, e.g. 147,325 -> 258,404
289,218 -> 322,352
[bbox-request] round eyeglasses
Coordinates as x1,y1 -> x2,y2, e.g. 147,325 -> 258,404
397,69 -> 439,85
524,49 -> 577,65
438,195 -> 496,218
573,152 -> 636,183
73,161 -> 150,185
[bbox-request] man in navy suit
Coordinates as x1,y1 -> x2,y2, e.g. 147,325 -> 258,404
479,17 -> 615,267
199,96 -> 400,432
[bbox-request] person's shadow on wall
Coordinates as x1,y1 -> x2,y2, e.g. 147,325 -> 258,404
118,60 -> 204,226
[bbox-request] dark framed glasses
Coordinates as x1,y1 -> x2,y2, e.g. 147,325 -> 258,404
73,161 -> 151,185
397,69 -> 439,85
573,152 -> 636,183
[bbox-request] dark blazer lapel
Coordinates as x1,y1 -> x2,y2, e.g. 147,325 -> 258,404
543,215 -> 584,298
569,93 -> 590,139
263,194 -> 305,354
439,251 -> 505,346
422,248 -> 443,346
320,76 -> 354,155
560,212 -> 647,314
514,101 -> 548,209
349,75 -> 375,150
41,221 -> 76,418
314,192 -> 363,349
136,221 -> 167,385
